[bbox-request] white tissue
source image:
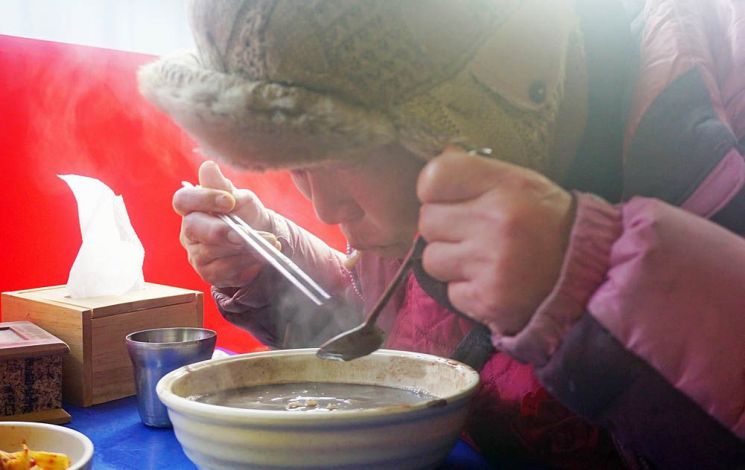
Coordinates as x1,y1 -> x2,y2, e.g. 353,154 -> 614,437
59,174 -> 145,298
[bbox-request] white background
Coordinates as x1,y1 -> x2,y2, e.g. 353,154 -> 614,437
0,0 -> 195,55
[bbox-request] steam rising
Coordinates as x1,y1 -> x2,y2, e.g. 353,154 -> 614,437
277,289 -> 364,349
219,268 -> 364,350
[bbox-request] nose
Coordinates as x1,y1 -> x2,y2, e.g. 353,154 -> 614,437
307,172 -> 364,225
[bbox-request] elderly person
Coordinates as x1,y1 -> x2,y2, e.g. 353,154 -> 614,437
139,0 -> 745,468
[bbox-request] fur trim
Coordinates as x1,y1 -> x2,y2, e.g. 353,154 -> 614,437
137,51 -> 399,170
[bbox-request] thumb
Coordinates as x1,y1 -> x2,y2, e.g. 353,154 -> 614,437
199,160 -> 271,229
198,160 -> 236,193
418,151 -> 513,203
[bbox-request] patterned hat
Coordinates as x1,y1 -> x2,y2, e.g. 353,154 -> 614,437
138,0 -> 578,172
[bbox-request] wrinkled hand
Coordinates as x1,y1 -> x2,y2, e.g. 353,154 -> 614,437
172,161 -> 279,288
417,150 -> 574,336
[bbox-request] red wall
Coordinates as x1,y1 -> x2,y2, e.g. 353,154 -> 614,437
0,35 -> 345,352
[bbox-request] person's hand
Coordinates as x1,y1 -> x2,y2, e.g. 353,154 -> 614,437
417,149 -> 574,336
172,160 -> 279,288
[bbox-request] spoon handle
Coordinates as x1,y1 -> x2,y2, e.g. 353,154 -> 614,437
365,236 -> 426,325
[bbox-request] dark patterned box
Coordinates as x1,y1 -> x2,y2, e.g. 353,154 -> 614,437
0,321 -> 68,417
2,284 -> 203,407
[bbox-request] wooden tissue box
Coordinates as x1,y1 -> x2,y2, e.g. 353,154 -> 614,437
1,283 -> 203,407
0,321 -> 70,423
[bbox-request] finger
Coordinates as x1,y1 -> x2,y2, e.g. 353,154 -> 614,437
181,211 -> 234,245
231,188 -> 270,227
198,254 -> 265,287
418,202 -> 472,243
255,230 -> 283,251
173,186 -> 236,215
199,160 -> 236,192
212,263 -> 264,288
184,239 -> 253,264
182,212 -> 280,253
189,242 -> 266,271
421,241 -> 468,282
417,152 -> 515,203
447,280 -> 491,325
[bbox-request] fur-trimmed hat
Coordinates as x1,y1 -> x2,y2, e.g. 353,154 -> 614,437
138,0 -> 578,172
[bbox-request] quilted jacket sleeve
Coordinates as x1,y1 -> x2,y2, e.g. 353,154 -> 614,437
495,191 -> 745,468
212,209 -> 363,349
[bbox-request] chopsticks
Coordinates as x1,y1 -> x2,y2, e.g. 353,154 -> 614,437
181,182 -> 331,306
217,213 -> 331,305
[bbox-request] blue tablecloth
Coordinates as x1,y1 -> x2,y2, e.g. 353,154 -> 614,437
64,396 -> 494,469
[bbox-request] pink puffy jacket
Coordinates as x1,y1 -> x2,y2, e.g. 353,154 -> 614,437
215,0 -> 745,467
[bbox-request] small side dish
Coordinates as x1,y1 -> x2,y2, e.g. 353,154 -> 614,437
0,443 -> 70,470
0,422 -> 92,470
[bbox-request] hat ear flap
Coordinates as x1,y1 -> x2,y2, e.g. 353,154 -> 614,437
469,0 -> 576,112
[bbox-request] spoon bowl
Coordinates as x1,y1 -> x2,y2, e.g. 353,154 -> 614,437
316,236 -> 426,362
315,323 -> 385,361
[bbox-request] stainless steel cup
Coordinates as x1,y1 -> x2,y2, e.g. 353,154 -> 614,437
126,327 -> 216,427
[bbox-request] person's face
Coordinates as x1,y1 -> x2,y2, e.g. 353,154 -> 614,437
290,144 -> 424,259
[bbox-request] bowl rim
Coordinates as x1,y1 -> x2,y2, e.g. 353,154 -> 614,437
0,421 -> 94,470
125,327 -> 217,345
157,348 -> 480,425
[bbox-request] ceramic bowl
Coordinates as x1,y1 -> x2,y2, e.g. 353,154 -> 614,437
0,421 -> 94,470
157,348 -> 480,469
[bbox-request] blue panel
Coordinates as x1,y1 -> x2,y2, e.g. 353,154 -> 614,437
66,397 -> 193,470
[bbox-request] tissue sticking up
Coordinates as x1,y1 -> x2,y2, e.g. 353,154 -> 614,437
59,174 -> 145,298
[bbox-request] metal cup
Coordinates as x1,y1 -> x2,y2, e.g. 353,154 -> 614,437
126,327 -> 216,427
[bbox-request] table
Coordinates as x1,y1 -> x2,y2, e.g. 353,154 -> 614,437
64,397 -> 495,469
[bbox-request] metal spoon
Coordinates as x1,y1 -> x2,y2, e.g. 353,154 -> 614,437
316,236 -> 426,361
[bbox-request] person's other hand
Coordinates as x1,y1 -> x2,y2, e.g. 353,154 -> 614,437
417,149 -> 574,336
172,160 -> 279,288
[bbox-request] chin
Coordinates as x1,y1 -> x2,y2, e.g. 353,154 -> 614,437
373,243 -> 410,259
347,234 -> 414,259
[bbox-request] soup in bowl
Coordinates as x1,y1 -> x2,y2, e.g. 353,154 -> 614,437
156,348 -> 480,469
